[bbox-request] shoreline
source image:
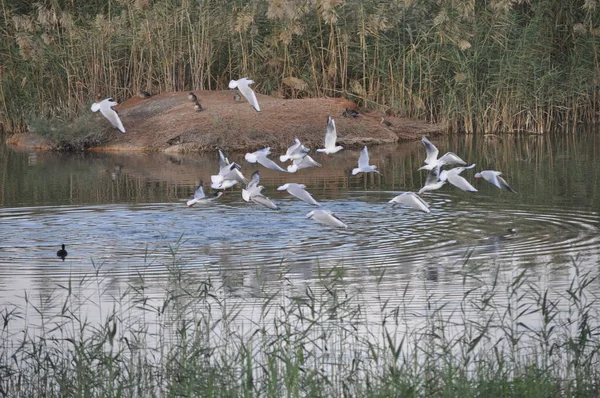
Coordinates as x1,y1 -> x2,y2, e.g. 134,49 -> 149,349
5,91 -> 445,153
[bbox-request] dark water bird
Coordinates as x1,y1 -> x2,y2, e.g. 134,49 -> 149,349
139,91 -> 152,99
57,244 -> 67,261
194,100 -> 204,112
343,108 -> 360,118
380,117 -> 392,127
188,92 -> 197,101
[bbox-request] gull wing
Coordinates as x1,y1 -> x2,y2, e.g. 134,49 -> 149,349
421,137 -> 439,166
251,194 -> 279,210
256,154 -> 288,172
438,152 -> 467,166
324,117 -> 337,149
389,192 -> 430,213
287,183 -> 320,206
446,173 -> 477,192
357,146 -> 370,169
308,210 -> 348,228
237,78 -> 260,112
218,150 -> 230,169
496,175 -> 517,193
193,183 -> 206,200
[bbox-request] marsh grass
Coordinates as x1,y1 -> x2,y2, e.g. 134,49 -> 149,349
1,249 -> 600,397
27,113 -> 107,150
1,1 -> 599,136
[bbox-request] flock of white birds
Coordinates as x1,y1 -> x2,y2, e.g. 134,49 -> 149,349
91,78 -> 516,229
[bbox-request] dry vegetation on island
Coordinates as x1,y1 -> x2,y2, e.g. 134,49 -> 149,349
1,0 -> 599,145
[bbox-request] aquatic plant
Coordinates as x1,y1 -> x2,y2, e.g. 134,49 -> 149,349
0,1 -> 599,135
1,245 -> 600,397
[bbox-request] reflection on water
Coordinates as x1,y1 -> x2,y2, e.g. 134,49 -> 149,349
1,131 -> 600,326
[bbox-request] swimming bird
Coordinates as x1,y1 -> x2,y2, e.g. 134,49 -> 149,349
277,183 -> 320,206
316,116 -> 343,154
352,146 -> 380,175
187,182 -> 223,207
188,92 -> 197,101
56,244 -> 67,261
418,165 -> 446,195
91,97 -> 125,133
418,136 -> 467,171
389,192 -> 430,213
287,155 -> 322,173
439,164 -> 478,192
228,77 -> 260,111
474,170 -> 517,193
211,150 -> 248,189
245,147 -> 288,172
306,209 -> 348,228
242,171 -> 279,210
280,138 -> 310,162
193,100 -> 204,112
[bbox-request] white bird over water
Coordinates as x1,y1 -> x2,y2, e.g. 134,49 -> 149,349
306,209 -> 348,229
474,170 -> 517,194
91,97 -> 125,133
211,149 -> 248,189
317,116 -> 343,154
245,147 -> 288,173
280,138 -> 310,163
242,171 -> 280,210
228,77 -> 260,112
419,136 -> 466,171
186,182 -> 223,207
277,183 -> 320,206
439,164 -> 478,192
389,192 -> 430,213
287,155 -> 322,173
418,165 -> 446,195
352,146 -> 380,175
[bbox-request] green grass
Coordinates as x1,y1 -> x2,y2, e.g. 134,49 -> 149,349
1,247 -> 600,397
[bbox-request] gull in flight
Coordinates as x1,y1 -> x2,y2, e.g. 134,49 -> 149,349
389,192 -> 430,213
245,147 -> 288,173
316,116 -> 343,154
211,150 -> 248,189
280,138 -> 310,162
277,183 -> 320,206
242,171 -> 280,210
91,97 -> 125,133
419,136 -> 466,171
352,146 -> 380,175
418,165 -> 447,195
187,182 -> 223,207
306,209 -> 348,228
287,155 -> 322,173
228,77 -> 260,112
439,164 -> 478,192
474,170 -> 517,193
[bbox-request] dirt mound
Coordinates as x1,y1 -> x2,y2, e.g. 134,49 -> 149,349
8,91 -> 445,153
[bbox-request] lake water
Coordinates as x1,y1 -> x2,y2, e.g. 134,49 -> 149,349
1,131 -> 600,335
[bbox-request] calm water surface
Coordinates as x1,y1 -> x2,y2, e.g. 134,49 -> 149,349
1,132 -> 600,332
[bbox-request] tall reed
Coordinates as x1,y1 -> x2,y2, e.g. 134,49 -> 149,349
1,0 -> 599,135
1,244 -> 600,397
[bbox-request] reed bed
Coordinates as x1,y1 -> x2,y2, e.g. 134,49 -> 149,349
1,1 -> 599,136
1,244 -> 600,397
